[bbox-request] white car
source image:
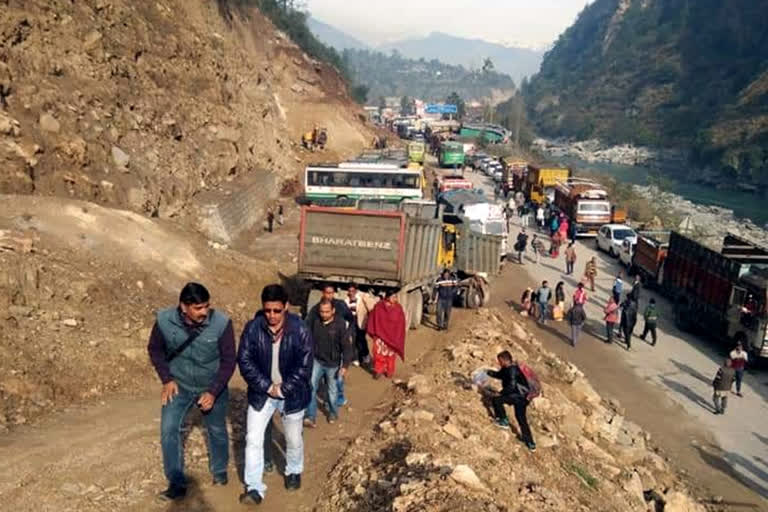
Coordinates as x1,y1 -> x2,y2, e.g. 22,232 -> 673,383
488,162 -> 502,177
478,158 -> 493,174
596,224 -> 637,258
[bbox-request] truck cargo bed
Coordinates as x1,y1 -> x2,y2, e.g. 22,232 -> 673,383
298,206 -> 441,289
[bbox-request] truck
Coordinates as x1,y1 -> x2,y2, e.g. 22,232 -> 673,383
525,165 -> 571,204
501,159 -> 528,195
661,231 -> 768,359
297,204 -> 502,332
554,178 -> 612,237
438,141 -> 465,168
626,230 -> 670,286
298,206 -> 440,330
407,141 -> 426,164
438,175 -> 473,194
439,189 -> 508,260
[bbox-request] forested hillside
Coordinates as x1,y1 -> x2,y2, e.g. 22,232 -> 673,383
525,0 -> 768,184
342,49 -> 516,103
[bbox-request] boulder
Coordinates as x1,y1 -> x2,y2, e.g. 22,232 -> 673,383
39,113 -> 61,133
450,464 -> 488,492
663,491 -> 707,512
622,470 -> 645,505
442,422 -> 463,440
111,146 -> 130,168
407,374 -> 432,395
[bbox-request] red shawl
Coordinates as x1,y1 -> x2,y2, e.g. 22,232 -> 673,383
366,300 -> 406,360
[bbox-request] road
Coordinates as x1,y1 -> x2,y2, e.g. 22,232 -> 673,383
451,164 -> 768,504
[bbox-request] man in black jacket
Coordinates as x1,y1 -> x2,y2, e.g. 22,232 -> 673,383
620,298 -> 638,349
237,284 -> 313,505
487,351 -> 536,451
304,299 -> 355,427
306,285 -> 354,408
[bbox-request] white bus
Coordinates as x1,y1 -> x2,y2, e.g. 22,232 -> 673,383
304,163 -> 423,203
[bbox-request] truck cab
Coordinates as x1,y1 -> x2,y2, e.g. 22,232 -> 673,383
727,272 -> 768,358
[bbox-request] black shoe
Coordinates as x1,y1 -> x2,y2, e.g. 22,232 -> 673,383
264,461 -> 274,473
239,490 -> 263,505
526,441 -> 537,452
157,485 -> 187,501
284,474 -> 301,491
212,474 -> 228,486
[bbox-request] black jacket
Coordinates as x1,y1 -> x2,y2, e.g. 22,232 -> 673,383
567,304 -> 587,326
237,311 -> 313,415
488,365 -> 528,397
307,314 -> 355,368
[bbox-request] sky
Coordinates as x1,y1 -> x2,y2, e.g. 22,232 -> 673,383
305,0 -> 589,48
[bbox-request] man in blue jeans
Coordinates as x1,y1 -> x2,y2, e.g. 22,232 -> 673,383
237,284 -> 313,505
147,282 -> 236,502
536,280 -> 552,325
306,285 -> 354,408
304,299 -> 355,427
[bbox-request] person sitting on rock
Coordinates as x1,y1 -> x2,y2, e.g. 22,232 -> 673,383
487,350 -> 536,451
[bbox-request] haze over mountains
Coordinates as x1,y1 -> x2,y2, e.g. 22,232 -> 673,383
308,17 -> 544,84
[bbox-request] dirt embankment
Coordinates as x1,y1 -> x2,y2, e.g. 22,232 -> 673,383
316,309 -> 710,512
0,195 -> 280,430
0,0 -> 373,224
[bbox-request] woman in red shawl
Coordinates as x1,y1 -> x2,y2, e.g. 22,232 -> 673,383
366,289 -> 406,379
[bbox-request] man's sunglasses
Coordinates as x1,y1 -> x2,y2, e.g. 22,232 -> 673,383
264,308 -> 284,314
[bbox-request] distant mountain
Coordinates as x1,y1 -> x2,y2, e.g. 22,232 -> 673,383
342,48 -> 516,104
525,0 -> 768,186
307,17 -> 369,51
380,32 -> 544,84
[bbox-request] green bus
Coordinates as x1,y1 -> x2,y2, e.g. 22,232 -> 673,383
438,141 -> 465,168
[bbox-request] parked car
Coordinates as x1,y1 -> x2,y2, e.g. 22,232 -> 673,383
469,153 -> 488,169
479,158 -> 494,174
596,224 -> 638,257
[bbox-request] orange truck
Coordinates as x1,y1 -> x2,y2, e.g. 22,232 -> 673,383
554,178 -> 612,237
525,165 -> 571,204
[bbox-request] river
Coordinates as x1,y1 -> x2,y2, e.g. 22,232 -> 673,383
557,157 -> 768,227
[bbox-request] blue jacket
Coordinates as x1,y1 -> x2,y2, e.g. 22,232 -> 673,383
237,311 -> 314,415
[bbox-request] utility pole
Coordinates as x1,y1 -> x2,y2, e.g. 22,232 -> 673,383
514,97 -> 522,149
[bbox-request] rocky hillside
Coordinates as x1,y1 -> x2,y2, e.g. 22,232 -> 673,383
0,0 -> 373,231
525,0 -> 768,185
317,309 -> 708,512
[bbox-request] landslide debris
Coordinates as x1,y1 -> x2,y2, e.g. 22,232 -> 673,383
0,0 -> 372,224
0,195 -> 277,430
316,309 -> 708,512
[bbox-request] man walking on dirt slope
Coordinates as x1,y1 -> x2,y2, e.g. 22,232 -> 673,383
304,299 -> 355,427
147,282 -> 236,502
237,284 -> 313,504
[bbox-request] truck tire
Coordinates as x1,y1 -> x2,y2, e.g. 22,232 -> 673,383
397,289 -> 412,332
465,283 -> 483,309
409,291 -> 424,329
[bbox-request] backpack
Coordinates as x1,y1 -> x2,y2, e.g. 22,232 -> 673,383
517,362 -> 541,401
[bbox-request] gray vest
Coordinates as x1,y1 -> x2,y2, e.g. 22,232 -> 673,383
155,307 -> 230,393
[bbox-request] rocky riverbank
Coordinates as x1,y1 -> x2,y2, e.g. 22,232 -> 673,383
533,138 -> 657,166
633,185 -> 768,250
315,309 -> 710,512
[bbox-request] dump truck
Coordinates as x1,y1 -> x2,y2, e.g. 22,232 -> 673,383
298,206 -> 440,330
627,230 -> 670,287
525,165 -> 571,204
554,178 -> 612,237
661,232 -> 768,359
297,204 -> 501,331
439,189 -> 508,261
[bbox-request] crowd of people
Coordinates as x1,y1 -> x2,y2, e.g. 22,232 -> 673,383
146,277 -> 538,505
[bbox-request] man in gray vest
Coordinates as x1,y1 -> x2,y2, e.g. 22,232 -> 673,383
147,282 -> 236,501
